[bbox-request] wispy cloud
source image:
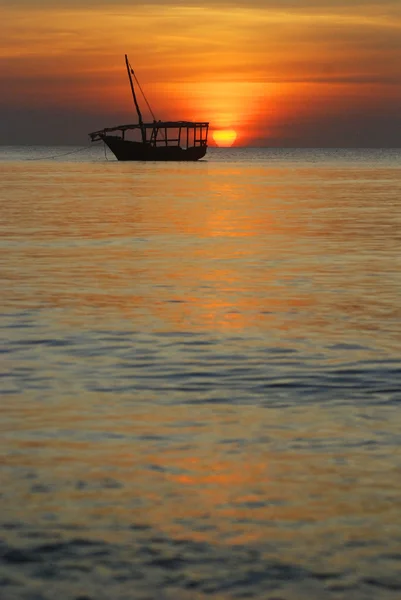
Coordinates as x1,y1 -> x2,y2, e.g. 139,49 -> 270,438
1,1 -> 400,144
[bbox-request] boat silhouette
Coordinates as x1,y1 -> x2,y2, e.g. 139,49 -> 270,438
89,55 -> 209,161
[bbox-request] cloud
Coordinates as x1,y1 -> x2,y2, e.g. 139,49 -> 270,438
2,0 -> 400,8
1,0 -> 401,145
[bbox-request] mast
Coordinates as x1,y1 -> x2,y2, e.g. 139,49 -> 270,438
125,54 -> 146,144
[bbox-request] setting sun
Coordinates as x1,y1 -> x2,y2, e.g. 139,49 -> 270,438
212,129 -> 237,147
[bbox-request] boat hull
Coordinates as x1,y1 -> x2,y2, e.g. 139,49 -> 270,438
102,135 -> 207,161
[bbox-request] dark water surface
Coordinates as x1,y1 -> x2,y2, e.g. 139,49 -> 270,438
1,147 -> 401,599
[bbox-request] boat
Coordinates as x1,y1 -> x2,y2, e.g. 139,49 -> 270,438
89,55 -> 209,161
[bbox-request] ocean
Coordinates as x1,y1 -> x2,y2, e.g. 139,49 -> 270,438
1,146 -> 400,599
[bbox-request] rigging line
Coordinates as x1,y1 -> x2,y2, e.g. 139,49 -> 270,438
130,67 -> 157,121
128,59 -> 166,142
26,143 -> 101,161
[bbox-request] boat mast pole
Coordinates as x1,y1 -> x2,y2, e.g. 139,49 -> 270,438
125,54 -> 146,144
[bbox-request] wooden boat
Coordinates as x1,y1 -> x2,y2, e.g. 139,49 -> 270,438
89,55 -> 209,161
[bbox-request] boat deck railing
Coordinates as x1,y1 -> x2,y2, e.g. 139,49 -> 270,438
90,121 -> 209,147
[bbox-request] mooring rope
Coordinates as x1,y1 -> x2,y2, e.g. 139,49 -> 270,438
25,142 -> 102,161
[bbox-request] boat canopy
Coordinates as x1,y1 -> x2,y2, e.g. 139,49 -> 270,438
90,121 -> 209,148
90,121 -> 208,137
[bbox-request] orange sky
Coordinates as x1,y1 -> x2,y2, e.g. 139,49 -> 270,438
1,1 -> 401,145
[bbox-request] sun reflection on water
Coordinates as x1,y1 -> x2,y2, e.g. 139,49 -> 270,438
1,153 -> 401,598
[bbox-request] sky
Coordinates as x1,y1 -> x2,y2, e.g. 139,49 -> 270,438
1,0 -> 401,146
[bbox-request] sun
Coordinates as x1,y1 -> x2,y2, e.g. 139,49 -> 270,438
212,129 -> 237,147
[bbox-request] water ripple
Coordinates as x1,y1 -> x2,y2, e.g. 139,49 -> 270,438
1,149 -> 401,599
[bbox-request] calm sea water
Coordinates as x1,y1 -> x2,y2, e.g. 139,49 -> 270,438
1,146 -> 400,600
